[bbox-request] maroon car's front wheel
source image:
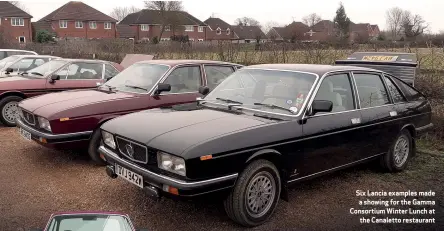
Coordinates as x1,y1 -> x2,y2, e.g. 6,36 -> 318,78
0,95 -> 23,127
88,129 -> 107,165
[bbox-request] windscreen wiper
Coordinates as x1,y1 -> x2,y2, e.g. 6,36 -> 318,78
253,102 -> 297,114
216,97 -> 243,104
253,113 -> 284,121
102,84 -> 117,91
124,84 -> 148,91
30,72 -> 43,76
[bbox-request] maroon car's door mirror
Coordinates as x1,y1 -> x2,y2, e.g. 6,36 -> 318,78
154,83 -> 171,95
311,100 -> 333,115
5,67 -> 13,74
49,74 -> 60,83
198,86 -> 210,95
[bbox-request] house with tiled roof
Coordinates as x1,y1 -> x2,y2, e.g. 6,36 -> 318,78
231,25 -> 267,43
267,21 -> 310,42
302,20 -> 380,43
118,9 -> 207,42
204,17 -> 236,41
32,1 -> 117,40
0,1 -> 33,44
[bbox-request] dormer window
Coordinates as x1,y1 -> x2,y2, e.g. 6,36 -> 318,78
216,27 -> 221,35
226,28 -> 230,35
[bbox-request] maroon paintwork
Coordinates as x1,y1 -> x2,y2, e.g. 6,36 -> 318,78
17,60 -> 242,151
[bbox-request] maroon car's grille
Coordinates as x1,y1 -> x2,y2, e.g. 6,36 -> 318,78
21,109 -> 36,125
116,136 -> 148,164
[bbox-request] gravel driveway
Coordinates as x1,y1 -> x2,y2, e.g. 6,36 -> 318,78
0,125 -> 442,231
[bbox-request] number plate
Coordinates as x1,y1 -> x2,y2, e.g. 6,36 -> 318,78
362,56 -> 398,61
19,128 -> 31,141
115,164 -> 143,188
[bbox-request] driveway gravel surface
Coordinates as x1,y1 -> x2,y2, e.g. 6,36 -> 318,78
0,125 -> 442,231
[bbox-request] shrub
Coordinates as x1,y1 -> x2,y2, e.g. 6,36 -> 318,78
36,30 -> 54,43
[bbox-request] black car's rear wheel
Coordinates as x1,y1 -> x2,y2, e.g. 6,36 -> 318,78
224,159 -> 281,227
381,129 -> 413,172
88,129 -> 106,165
0,96 -> 23,127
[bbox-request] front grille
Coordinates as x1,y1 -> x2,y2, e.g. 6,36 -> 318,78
116,136 -> 148,164
21,109 -> 36,125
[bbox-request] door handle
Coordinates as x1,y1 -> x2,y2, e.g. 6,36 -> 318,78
351,118 -> 361,124
390,111 -> 397,117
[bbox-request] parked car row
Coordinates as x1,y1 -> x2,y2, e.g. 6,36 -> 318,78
2,51 -> 433,227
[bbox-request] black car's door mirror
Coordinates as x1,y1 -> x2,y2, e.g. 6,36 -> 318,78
154,83 -> 171,95
49,74 -> 60,83
5,67 -> 13,74
198,86 -> 210,95
311,100 -> 333,115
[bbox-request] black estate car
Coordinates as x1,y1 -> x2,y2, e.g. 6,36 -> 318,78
98,64 -> 433,227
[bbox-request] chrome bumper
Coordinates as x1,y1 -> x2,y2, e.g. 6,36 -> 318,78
16,117 -> 92,140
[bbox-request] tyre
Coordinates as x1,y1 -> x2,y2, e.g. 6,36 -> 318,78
0,96 -> 23,127
88,129 -> 106,165
380,129 -> 413,172
224,159 -> 281,227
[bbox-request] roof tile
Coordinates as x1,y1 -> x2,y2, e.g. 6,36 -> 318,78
38,1 -> 117,22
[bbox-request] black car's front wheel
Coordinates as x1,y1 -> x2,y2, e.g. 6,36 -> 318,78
88,129 -> 107,165
0,96 -> 23,127
381,129 -> 413,172
224,159 -> 281,227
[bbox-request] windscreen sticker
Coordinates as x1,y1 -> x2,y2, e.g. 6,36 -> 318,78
286,99 -> 293,105
295,93 -> 305,108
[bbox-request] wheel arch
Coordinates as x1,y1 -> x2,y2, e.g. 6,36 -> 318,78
0,91 -> 26,100
400,123 -> 416,156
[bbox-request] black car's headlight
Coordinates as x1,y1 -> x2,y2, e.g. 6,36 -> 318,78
37,117 -> 51,132
157,151 -> 186,176
102,130 -> 116,149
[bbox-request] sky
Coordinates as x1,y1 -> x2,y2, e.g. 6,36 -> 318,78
17,0 -> 442,33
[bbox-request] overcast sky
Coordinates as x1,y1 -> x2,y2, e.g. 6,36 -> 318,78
20,0 -> 442,33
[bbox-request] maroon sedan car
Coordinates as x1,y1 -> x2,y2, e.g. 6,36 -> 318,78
0,58 -> 124,126
16,60 -> 242,164
31,211 -> 147,231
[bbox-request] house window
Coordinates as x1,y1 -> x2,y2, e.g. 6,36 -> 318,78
216,28 -> 221,35
18,36 -> 25,43
89,21 -> 97,29
59,20 -> 68,28
104,22 -> 112,30
198,26 -> 204,32
11,18 -> 24,26
75,21 -> 83,28
160,38 -> 170,41
198,39 -> 204,42
164,25 -> 171,31
226,28 -> 230,35
189,38 -> 195,42
141,24 -> 149,31
185,25 -> 194,32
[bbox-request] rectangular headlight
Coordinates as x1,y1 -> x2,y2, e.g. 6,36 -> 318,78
37,117 -> 51,132
101,130 -> 116,149
157,152 -> 186,176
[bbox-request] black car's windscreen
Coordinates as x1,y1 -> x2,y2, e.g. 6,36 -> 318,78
26,59 -> 68,78
204,68 -> 317,115
46,214 -> 132,231
105,63 -> 170,93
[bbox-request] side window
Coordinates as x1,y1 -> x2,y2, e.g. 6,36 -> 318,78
383,75 -> 406,103
354,73 -> 390,108
314,73 -> 355,113
0,51 -> 5,59
163,66 -> 201,93
392,77 -> 424,101
204,65 -> 234,90
56,62 -> 103,80
105,64 -> 120,79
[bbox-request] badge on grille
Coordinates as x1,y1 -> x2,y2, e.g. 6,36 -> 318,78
125,144 -> 134,158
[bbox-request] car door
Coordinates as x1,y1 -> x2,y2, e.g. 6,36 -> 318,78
150,65 -> 203,108
298,72 -> 364,175
45,61 -> 105,92
202,64 -> 236,91
352,72 -> 399,156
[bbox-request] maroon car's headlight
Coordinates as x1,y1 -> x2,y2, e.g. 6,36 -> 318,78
37,117 -> 52,132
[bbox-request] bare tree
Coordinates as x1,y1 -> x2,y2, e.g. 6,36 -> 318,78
385,7 -> 403,40
263,21 -> 280,34
302,13 -> 322,27
235,17 -> 261,27
110,6 -> 140,22
144,1 -> 184,42
401,11 -> 428,40
9,1 -> 30,14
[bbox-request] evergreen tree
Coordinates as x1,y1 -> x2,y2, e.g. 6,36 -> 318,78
333,2 -> 351,42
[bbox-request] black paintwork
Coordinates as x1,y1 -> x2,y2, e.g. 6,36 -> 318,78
100,64 -> 433,196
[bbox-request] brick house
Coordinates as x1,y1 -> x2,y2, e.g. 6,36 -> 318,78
32,1 -> 117,40
0,2 -> 33,44
302,20 -> 380,43
267,21 -> 310,42
349,22 -> 380,42
204,17 -> 236,41
231,25 -> 267,43
118,10 -> 207,42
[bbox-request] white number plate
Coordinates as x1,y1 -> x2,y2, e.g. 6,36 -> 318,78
116,164 -> 143,188
19,128 -> 31,141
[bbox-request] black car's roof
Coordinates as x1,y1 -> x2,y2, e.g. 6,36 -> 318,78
245,64 -> 379,76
